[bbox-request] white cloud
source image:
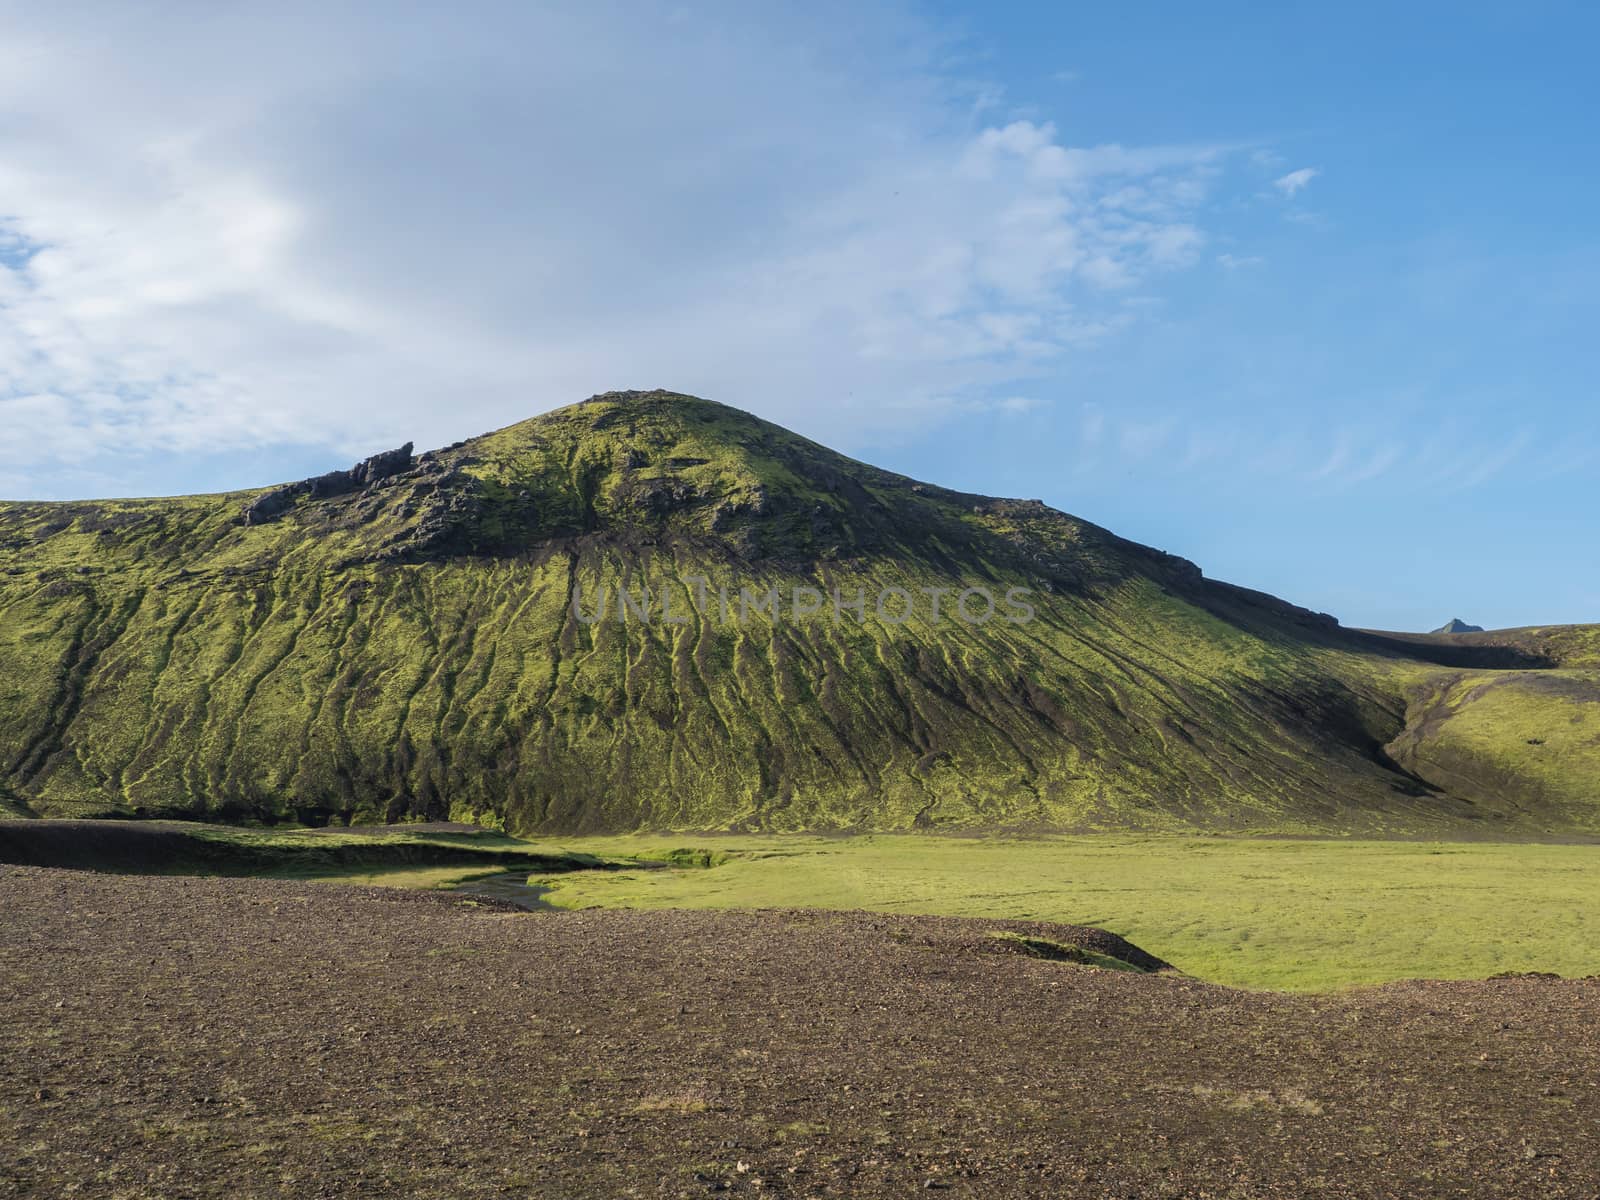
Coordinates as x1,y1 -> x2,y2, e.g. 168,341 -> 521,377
0,1 -> 1246,498
1050,404 -> 1567,499
1305,432 -> 1399,488
1118,417 -> 1176,460
1422,429 -> 1535,493
1217,253 -> 1265,269
1080,405 -> 1107,447
1274,167 -> 1320,197
993,395 -> 1046,415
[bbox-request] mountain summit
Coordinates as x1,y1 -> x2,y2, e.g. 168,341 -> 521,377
1,390 -> 1597,834
1431,618 -> 1486,634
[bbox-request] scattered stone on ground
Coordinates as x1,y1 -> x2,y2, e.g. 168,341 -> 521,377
2,866 -> 1597,1198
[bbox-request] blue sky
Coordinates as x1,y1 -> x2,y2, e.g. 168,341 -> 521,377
0,1 -> 1595,631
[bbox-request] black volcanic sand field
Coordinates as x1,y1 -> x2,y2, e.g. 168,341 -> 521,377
3,868 -> 1599,1198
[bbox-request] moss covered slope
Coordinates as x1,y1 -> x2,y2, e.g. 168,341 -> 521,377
1,390 -> 1595,834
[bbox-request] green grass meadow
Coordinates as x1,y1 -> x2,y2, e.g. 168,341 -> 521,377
496,834 -> 1600,991
29,820 -> 1593,992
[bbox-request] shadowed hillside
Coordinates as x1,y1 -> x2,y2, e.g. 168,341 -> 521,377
2,390 -> 1597,834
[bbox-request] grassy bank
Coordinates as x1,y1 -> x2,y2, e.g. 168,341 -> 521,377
511,833 -> 1600,990
10,820 -> 1596,991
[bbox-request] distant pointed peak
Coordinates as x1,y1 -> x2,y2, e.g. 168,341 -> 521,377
1432,618 -> 1485,634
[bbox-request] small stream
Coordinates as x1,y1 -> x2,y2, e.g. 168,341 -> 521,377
453,870 -> 556,910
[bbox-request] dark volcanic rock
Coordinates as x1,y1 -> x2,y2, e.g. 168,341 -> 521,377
241,485 -> 302,526
306,469 -> 356,499
351,442 -> 415,487
240,443 -> 415,525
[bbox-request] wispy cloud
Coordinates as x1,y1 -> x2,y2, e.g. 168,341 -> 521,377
0,2 -> 1264,498
1307,433 -> 1400,488
1274,167 -> 1320,196
993,395 -> 1047,415
1058,407 -> 1575,499
1419,429 -> 1537,493
1117,417 -> 1178,460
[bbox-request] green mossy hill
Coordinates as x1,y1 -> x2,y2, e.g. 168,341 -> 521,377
1382,669 -> 1600,820
2,390 -> 1598,834
1370,623 -> 1600,669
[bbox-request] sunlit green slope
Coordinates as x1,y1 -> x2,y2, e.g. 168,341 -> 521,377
1,390 -> 1596,833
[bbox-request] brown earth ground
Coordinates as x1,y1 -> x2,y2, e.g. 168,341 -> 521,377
2,867 -> 1598,1199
